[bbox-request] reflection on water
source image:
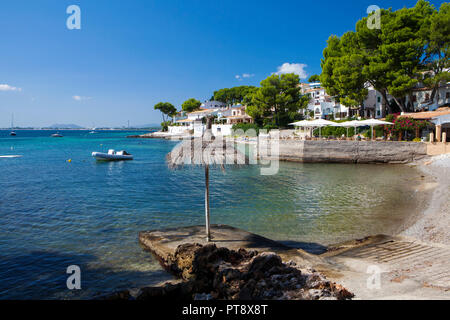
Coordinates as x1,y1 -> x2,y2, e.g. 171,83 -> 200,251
0,131 -> 426,299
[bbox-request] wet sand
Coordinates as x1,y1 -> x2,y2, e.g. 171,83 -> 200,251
320,154 -> 450,300
402,154 -> 450,245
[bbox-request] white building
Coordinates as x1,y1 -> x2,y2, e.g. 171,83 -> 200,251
200,100 -> 227,110
405,83 -> 450,112
300,83 -> 350,120
169,104 -> 253,136
361,88 -> 384,119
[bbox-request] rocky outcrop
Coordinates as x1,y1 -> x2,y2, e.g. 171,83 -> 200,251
260,140 -> 428,164
102,244 -> 353,300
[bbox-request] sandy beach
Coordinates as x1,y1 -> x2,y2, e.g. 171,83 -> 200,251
402,154 -> 450,245
320,153 -> 450,300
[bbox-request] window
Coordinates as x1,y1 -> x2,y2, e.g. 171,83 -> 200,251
425,93 -> 430,101
377,97 -> 381,103
446,92 -> 450,99
412,95 -> 417,102
315,108 -> 320,114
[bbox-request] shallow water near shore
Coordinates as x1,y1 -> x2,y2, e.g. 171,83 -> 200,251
0,130 -> 428,299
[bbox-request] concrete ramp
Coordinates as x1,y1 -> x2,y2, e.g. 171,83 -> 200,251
322,236 -> 450,299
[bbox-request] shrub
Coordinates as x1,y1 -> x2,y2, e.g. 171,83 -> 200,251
160,121 -> 172,132
232,123 -> 261,136
263,124 -> 278,132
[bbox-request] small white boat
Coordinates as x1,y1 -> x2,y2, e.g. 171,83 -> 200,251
92,149 -> 133,161
9,131 -> 17,136
51,133 -> 63,138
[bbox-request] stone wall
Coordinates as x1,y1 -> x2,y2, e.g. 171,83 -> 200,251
426,142 -> 450,156
260,140 -> 428,164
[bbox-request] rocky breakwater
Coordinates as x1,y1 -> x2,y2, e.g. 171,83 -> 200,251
103,243 -> 353,300
127,131 -> 190,140
262,140 -> 428,164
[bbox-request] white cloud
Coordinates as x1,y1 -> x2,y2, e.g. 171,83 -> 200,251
274,63 -> 308,79
0,84 -> 22,92
235,73 -> 255,81
72,95 -> 92,101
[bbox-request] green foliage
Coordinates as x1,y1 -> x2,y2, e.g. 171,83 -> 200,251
213,86 -> 258,106
160,121 -> 172,132
245,73 -> 305,128
422,2 -> 450,103
384,115 -> 431,140
182,98 -> 202,113
231,123 -> 260,136
313,125 -> 356,138
308,74 -> 321,83
321,33 -> 369,108
385,114 -> 395,123
154,102 -> 177,123
263,124 -> 278,132
321,0 -> 445,113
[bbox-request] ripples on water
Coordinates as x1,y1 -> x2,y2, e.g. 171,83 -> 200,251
0,130 -> 423,299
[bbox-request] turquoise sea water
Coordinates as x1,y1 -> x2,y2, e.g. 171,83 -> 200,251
0,130 -> 424,299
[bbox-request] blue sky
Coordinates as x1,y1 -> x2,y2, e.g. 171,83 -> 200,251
0,0 -> 446,127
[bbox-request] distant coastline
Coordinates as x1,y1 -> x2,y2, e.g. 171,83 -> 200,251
0,127 -> 160,131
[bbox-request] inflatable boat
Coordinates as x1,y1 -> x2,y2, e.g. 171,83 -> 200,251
92,149 -> 133,161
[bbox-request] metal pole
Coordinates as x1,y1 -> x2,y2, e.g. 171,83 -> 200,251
205,165 -> 211,242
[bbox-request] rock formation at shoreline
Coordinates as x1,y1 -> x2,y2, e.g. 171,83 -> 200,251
102,243 -> 353,300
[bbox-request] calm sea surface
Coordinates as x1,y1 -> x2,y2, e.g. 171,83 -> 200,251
0,130 -> 424,299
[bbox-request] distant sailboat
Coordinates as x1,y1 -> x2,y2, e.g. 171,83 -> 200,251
9,114 -> 16,136
89,123 -> 97,134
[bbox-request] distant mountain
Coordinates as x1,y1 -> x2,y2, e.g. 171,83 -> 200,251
45,124 -> 85,129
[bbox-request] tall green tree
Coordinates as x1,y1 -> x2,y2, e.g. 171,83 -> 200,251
422,2 -> 450,104
321,32 -> 369,112
213,86 -> 257,106
182,98 -> 202,113
154,102 -> 177,122
321,0 -> 441,115
308,74 -> 321,83
246,73 -> 305,127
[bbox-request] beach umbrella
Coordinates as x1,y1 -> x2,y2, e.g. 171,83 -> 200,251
166,118 -> 249,242
340,121 -> 360,138
358,119 -> 394,140
289,120 -> 311,126
290,119 -> 340,138
289,120 -> 312,136
306,119 -> 340,138
339,120 -> 372,139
